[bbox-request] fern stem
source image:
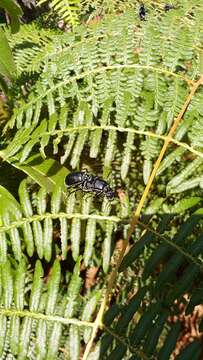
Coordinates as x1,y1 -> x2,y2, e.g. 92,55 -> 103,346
0,212 -> 120,233
82,74 -> 203,360
103,324 -> 149,360
0,308 -> 94,327
129,74 -> 203,237
138,220 -> 203,272
2,125 -> 202,163
14,64 -> 192,115
56,125 -> 203,160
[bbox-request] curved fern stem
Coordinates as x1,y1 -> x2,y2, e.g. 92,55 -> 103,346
42,125 -> 203,160
8,64 -> 192,118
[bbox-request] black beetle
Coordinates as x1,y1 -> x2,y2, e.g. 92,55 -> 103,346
65,171 -> 115,199
164,4 -> 174,11
139,4 -> 147,21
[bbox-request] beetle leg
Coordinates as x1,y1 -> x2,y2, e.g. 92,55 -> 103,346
66,181 -> 84,192
83,193 -> 93,201
94,190 -> 104,197
68,188 -> 81,195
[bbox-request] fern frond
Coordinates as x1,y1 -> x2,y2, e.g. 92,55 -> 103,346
38,0 -> 81,26
5,7 -> 201,166
0,179 -> 119,268
0,256 -> 103,359
2,2 -> 203,359
4,24 -> 58,75
103,210 -> 203,359
167,157 -> 203,194
188,91 -> 203,148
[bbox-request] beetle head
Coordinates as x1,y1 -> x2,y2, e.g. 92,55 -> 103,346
106,189 -> 115,199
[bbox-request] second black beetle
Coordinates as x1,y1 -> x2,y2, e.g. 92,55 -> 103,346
65,171 -> 115,199
139,4 -> 147,21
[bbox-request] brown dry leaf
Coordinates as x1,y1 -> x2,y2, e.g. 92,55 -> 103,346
87,16 -> 102,25
169,295 -> 203,358
85,266 -> 99,289
134,47 -> 141,54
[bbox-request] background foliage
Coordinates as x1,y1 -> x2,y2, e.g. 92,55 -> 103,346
0,0 -> 203,359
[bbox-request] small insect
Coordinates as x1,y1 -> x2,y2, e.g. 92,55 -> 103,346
139,4 -> 147,21
65,171 -> 115,199
164,3 -> 174,11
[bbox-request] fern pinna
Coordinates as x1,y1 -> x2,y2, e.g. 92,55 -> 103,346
0,0 -> 203,359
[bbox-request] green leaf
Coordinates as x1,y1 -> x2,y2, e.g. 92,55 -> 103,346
200,50 -> 203,75
167,177 -> 202,194
121,132 -> 135,181
14,259 -> 26,310
102,221 -> 114,273
120,216 -> 171,272
143,211 -> 203,280
46,260 -> 61,315
0,315 -> 7,356
18,317 -> 32,358
1,260 -> 13,308
71,218 -> 81,261
130,302 -> 162,347
105,287 -> 148,356
158,322 -> 181,360
176,340 -> 202,360
167,263 -> 200,304
0,233 -> 7,263
69,325 -> 80,360
35,320 -> 47,358
6,154 -> 68,193
29,260 -> 44,312
143,159 -> 152,185
84,218 -> 96,267
65,257 -> 82,318
0,185 -> 21,218
166,157 -> 203,193
104,130 -> 117,168
33,220 -> 44,259
0,28 -> 16,80
144,312 -> 169,355
60,217 -> 68,260
46,322 -> 62,360
82,291 -> 101,343
157,147 -> 185,176
107,344 -> 126,360
171,197 -> 202,213
145,197 -> 165,214
0,0 -> 22,33
44,217 -> 53,262
18,179 -> 33,217
10,316 -> 20,355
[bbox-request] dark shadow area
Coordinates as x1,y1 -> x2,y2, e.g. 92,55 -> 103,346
0,161 -> 26,198
99,212 -> 203,360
